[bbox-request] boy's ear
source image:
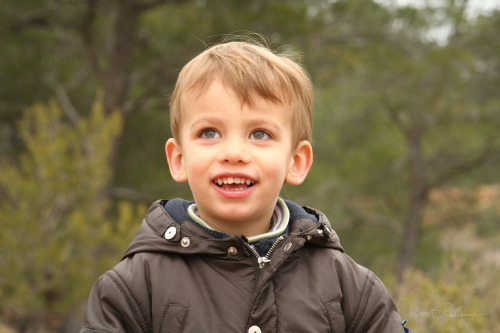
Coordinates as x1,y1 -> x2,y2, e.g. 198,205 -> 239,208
165,138 -> 188,182
285,140 -> 313,185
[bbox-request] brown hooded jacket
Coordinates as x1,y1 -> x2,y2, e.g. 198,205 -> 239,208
81,199 -> 404,333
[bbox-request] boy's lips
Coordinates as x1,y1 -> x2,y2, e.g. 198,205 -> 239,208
211,174 -> 256,199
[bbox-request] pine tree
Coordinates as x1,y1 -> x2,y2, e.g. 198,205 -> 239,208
0,100 -> 144,332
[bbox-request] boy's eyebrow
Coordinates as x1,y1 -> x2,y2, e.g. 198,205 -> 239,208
189,116 -> 284,132
244,117 -> 282,131
189,117 -> 224,129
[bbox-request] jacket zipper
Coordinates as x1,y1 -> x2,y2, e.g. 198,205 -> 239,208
245,235 -> 285,270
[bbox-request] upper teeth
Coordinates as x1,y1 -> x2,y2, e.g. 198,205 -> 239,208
216,177 -> 253,186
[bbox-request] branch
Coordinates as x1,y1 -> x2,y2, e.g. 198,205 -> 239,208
121,74 -> 161,117
54,85 -> 80,127
429,146 -> 498,187
345,202 -> 403,236
109,187 -> 154,203
122,66 -> 177,117
383,98 -> 410,135
123,96 -> 165,118
448,0 -> 469,34
7,11 -> 51,31
131,0 -> 175,12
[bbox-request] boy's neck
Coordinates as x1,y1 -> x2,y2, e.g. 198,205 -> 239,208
187,198 -> 289,242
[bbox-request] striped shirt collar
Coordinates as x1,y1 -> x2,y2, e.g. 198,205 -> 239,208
187,198 -> 290,244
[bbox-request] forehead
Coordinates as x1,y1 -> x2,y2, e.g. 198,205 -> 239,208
180,79 -> 291,126
182,78 -> 289,113
184,70 -> 289,108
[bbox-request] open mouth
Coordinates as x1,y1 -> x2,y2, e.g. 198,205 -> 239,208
214,177 -> 255,191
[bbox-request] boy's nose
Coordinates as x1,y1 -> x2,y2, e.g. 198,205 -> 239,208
218,139 -> 250,164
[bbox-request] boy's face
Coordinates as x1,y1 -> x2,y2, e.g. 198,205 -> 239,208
166,79 -> 312,236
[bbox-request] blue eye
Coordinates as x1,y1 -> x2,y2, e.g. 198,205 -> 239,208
200,129 -> 221,139
250,130 -> 270,140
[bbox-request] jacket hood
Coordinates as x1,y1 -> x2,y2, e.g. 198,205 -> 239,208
122,199 -> 343,259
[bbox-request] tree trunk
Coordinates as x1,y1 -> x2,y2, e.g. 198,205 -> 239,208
103,2 -> 139,117
100,2 -> 141,199
396,131 -> 429,283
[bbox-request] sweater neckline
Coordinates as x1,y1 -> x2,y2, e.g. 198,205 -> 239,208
186,198 -> 290,244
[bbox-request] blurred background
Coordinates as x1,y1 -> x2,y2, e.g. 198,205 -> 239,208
1,0 -> 499,332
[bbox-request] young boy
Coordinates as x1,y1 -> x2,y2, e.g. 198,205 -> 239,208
81,40 -> 405,332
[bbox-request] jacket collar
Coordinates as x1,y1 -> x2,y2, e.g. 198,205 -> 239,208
122,199 -> 343,260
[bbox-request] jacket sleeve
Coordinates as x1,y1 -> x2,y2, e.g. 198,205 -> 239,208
80,270 -> 148,333
349,270 -> 405,333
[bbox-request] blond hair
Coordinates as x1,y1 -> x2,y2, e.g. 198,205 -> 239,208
169,39 -> 313,147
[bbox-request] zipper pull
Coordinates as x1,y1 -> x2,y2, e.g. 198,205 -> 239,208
258,256 -> 271,269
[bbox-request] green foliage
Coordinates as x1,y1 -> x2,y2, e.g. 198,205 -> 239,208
396,249 -> 500,332
391,184 -> 500,332
0,101 -> 144,329
301,0 -> 500,275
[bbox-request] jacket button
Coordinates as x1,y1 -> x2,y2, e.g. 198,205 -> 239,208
164,226 -> 177,240
283,242 -> 292,251
248,325 -> 261,333
227,247 -> 237,255
181,237 -> 191,247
